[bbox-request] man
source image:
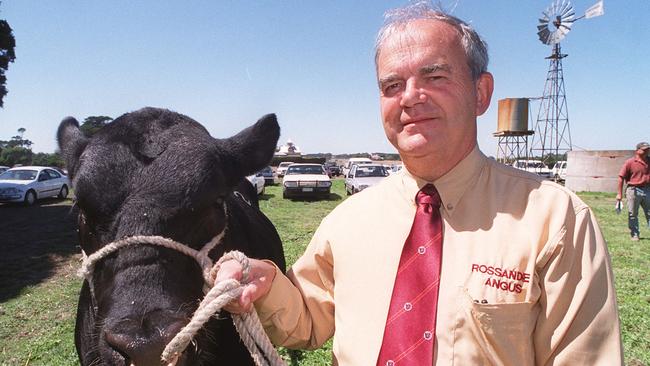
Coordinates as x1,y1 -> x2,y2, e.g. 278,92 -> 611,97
218,3 -> 623,365
617,142 -> 650,241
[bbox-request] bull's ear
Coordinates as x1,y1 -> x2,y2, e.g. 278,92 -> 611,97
57,117 -> 89,179
220,113 -> 280,182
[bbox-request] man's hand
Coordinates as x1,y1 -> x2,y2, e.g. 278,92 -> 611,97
616,194 -> 622,201
214,258 -> 277,314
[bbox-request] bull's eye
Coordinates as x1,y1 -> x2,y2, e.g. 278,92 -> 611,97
78,212 -> 102,255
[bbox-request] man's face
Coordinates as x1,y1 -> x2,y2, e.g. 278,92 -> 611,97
377,20 -> 492,162
639,147 -> 649,158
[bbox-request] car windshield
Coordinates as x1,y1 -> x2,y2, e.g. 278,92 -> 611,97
0,169 -> 38,181
286,165 -> 325,175
528,162 -> 545,168
261,166 -> 273,173
355,166 -> 387,177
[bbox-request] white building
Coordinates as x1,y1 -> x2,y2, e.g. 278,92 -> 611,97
275,139 -> 302,156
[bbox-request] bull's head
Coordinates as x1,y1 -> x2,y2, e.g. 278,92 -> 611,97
57,108 -> 280,365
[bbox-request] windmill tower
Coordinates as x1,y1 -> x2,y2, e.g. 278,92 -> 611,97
530,0 -> 604,162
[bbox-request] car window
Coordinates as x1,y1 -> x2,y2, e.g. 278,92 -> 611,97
287,165 -> 326,175
39,171 -> 51,181
47,169 -> 62,178
0,169 -> 38,181
356,166 -> 387,177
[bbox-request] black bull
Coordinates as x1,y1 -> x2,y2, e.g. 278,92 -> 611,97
57,108 -> 286,365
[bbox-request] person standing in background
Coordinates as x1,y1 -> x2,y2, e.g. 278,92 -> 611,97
617,142 -> 650,241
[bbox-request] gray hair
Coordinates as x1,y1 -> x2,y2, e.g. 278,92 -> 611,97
374,1 -> 489,80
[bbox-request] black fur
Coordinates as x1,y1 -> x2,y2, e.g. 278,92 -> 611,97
58,107 -> 285,366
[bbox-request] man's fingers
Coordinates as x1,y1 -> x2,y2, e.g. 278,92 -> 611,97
214,259 -> 243,283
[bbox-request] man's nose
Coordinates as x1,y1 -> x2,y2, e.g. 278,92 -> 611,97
400,79 -> 426,108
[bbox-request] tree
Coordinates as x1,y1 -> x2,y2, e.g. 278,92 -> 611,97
80,116 -> 113,137
32,152 -> 64,167
0,4 -> 16,108
0,146 -> 32,166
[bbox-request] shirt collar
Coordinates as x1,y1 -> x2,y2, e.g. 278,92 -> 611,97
399,146 -> 487,217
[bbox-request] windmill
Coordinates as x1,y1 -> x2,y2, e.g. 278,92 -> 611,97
529,0 -> 604,162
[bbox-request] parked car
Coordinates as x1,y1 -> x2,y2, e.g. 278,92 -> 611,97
246,173 -> 265,195
345,163 -> 389,195
0,166 -> 70,205
276,162 -> 295,178
387,163 -> 404,175
258,166 -> 275,185
282,163 -> 331,199
512,159 -> 552,178
552,161 -> 567,181
326,164 -> 341,177
342,158 -> 373,177
0,166 -> 9,174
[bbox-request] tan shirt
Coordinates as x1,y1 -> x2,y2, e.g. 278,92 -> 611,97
256,147 -> 623,365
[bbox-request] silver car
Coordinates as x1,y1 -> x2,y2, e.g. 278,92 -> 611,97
0,166 -> 70,205
345,164 -> 389,195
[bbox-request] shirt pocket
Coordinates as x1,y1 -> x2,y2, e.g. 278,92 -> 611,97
453,288 -> 538,366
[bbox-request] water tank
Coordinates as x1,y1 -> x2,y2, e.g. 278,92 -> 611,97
565,150 -> 634,193
496,98 -> 530,133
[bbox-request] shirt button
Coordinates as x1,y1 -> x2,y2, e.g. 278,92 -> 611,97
404,302 -> 412,311
418,246 -> 426,254
446,203 -> 453,210
423,331 -> 433,340
386,360 -> 395,366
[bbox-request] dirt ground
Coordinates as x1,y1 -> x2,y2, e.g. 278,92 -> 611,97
0,198 -> 79,302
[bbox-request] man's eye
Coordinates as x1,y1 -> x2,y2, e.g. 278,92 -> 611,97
383,82 -> 402,95
427,75 -> 444,82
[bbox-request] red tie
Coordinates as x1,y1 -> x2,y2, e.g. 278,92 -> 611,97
376,184 -> 443,366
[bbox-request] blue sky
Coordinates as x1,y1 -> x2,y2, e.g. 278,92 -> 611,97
0,1 -> 648,156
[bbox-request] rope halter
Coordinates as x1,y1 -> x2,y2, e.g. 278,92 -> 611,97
77,212 -> 286,365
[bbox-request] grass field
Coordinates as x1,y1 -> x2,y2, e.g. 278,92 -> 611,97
0,180 -> 648,365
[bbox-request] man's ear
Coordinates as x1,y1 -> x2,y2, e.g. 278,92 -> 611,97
475,72 -> 494,116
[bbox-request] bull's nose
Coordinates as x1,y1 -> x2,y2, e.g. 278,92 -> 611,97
104,312 -> 186,366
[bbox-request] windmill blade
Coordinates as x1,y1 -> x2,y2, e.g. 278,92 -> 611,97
561,8 -> 575,21
585,0 -> 604,18
559,1 -> 572,16
538,29 -> 551,44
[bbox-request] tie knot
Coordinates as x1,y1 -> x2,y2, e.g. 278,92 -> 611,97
416,184 -> 441,208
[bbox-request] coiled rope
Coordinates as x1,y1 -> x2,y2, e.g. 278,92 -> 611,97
78,234 -> 286,366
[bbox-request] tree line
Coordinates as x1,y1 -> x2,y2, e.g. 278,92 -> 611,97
0,116 -> 112,168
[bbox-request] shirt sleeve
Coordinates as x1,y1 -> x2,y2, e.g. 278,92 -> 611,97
618,160 -> 630,180
253,223 -> 335,350
533,206 -> 623,365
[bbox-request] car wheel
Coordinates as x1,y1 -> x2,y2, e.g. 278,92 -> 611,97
24,190 -> 37,206
58,185 -> 69,199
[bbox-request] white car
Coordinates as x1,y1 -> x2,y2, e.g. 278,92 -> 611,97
282,163 -> 331,199
345,164 -> 389,195
246,173 -> 265,195
386,163 -> 404,175
551,161 -> 567,181
0,166 -> 70,205
276,162 -> 295,178
512,159 -> 552,178
342,158 -> 373,177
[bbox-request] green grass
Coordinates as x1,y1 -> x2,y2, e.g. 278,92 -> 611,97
580,192 -> 650,366
0,184 -> 648,365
